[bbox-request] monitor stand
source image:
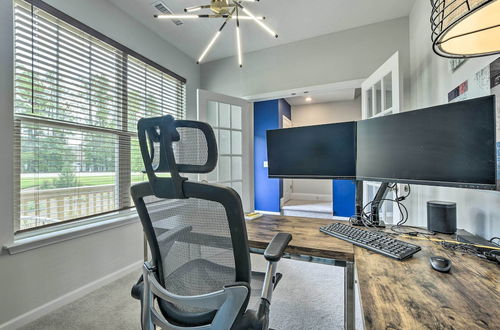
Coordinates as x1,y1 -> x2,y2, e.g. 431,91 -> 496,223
350,180 -> 365,226
351,181 -> 388,228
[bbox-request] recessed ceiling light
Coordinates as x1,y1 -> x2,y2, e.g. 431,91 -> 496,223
305,97 -> 312,102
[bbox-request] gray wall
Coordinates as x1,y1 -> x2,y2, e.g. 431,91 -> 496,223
407,0 -> 499,239
291,99 -> 361,127
200,17 -> 411,110
0,0 -> 199,326
290,99 -> 361,197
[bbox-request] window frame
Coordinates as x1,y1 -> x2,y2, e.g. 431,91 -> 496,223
13,0 -> 186,235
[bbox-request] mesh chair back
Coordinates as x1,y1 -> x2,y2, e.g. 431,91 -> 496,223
132,116 -> 251,326
173,127 -> 208,167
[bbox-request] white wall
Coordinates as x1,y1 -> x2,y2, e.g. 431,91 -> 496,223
290,99 -> 361,198
201,17 -> 411,110
0,0 -> 199,326
407,0 -> 499,239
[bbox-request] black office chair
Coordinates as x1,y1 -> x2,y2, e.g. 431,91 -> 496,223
130,115 -> 292,329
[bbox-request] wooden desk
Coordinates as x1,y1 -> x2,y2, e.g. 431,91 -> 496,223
246,214 -> 354,262
246,215 -> 356,329
246,215 -> 499,330
356,233 -> 500,330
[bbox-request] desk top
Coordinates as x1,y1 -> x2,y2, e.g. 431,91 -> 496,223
355,232 -> 500,330
245,215 -> 355,262
245,215 -> 499,329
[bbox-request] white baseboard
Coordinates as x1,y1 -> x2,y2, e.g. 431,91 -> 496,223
283,209 -> 334,219
0,260 -> 143,330
289,193 -> 332,202
254,210 -> 281,215
332,216 -> 351,221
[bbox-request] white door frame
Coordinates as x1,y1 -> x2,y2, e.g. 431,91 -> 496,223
280,116 -> 293,207
361,51 -> 402,224
197,89 -> 254,212
361,51 -> 401,118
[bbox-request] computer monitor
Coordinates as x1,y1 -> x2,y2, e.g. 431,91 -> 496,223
266,121 -> 356,179
356,95 -> 496,190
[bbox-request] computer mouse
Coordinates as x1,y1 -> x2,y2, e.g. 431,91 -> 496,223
430,256 -> 452,272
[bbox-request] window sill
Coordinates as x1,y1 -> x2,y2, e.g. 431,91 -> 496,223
4,212 -> 139,255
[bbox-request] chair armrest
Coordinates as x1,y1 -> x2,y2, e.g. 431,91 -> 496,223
264,233 -> 292,262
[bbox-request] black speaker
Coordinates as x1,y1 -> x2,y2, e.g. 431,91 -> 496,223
427,201 -> 457,234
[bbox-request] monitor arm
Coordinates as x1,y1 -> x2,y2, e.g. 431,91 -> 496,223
369,182 -> 389,227
355,180 -> 364,220
352,181 -> 389,227
352,180 -> 365,226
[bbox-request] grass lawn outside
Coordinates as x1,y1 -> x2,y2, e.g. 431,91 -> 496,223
21,174 -> 147,190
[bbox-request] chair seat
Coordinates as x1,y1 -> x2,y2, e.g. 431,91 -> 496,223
164,258 -> 235,298
153,259 -> 279,327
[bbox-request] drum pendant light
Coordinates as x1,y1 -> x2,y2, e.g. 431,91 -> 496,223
430,0 -> 500,58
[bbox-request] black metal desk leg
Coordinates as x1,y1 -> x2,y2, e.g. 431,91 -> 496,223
344,261 -> 355,330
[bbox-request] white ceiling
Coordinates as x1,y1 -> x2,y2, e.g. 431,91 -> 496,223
285,88 -> 356,106
109,0 -> 415,63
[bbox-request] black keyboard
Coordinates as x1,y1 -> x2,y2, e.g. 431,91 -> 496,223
320,223 -> 421,260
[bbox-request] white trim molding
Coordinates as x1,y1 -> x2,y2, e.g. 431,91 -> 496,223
254,210 -> 281,215
4,213 -> 138,255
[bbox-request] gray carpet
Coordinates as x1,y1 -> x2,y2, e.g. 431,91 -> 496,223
20,256 -> 363,329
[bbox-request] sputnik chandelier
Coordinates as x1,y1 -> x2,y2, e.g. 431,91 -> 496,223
154,0 -> 278,67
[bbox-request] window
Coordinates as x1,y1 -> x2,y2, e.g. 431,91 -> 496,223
13,0 -> 186,233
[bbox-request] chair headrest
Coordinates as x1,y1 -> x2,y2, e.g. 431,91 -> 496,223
137,115 -> 218,198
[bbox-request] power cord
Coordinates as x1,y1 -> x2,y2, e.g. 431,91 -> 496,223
389,184 -> 435,236
439,240 -> 500,264
349,183 -> 435,236
349,184 -> 408,232
489,237 -> 500,246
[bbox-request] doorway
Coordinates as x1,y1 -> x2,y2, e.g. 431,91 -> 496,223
197,89 -> 253,212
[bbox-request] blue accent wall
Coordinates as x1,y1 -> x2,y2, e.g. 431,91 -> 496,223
333,180 -> 356,217
254,99 -> 291,212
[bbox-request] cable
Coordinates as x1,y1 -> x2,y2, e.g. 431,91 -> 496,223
350,188 -> 408,233
350,183 -> 435,237
390,225 -> 435,236
439,241 -> 478,255
390,184 -> 435,236
489,237 -> 500,246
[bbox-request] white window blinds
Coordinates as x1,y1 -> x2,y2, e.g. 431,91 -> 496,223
14,0 -> 186,233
